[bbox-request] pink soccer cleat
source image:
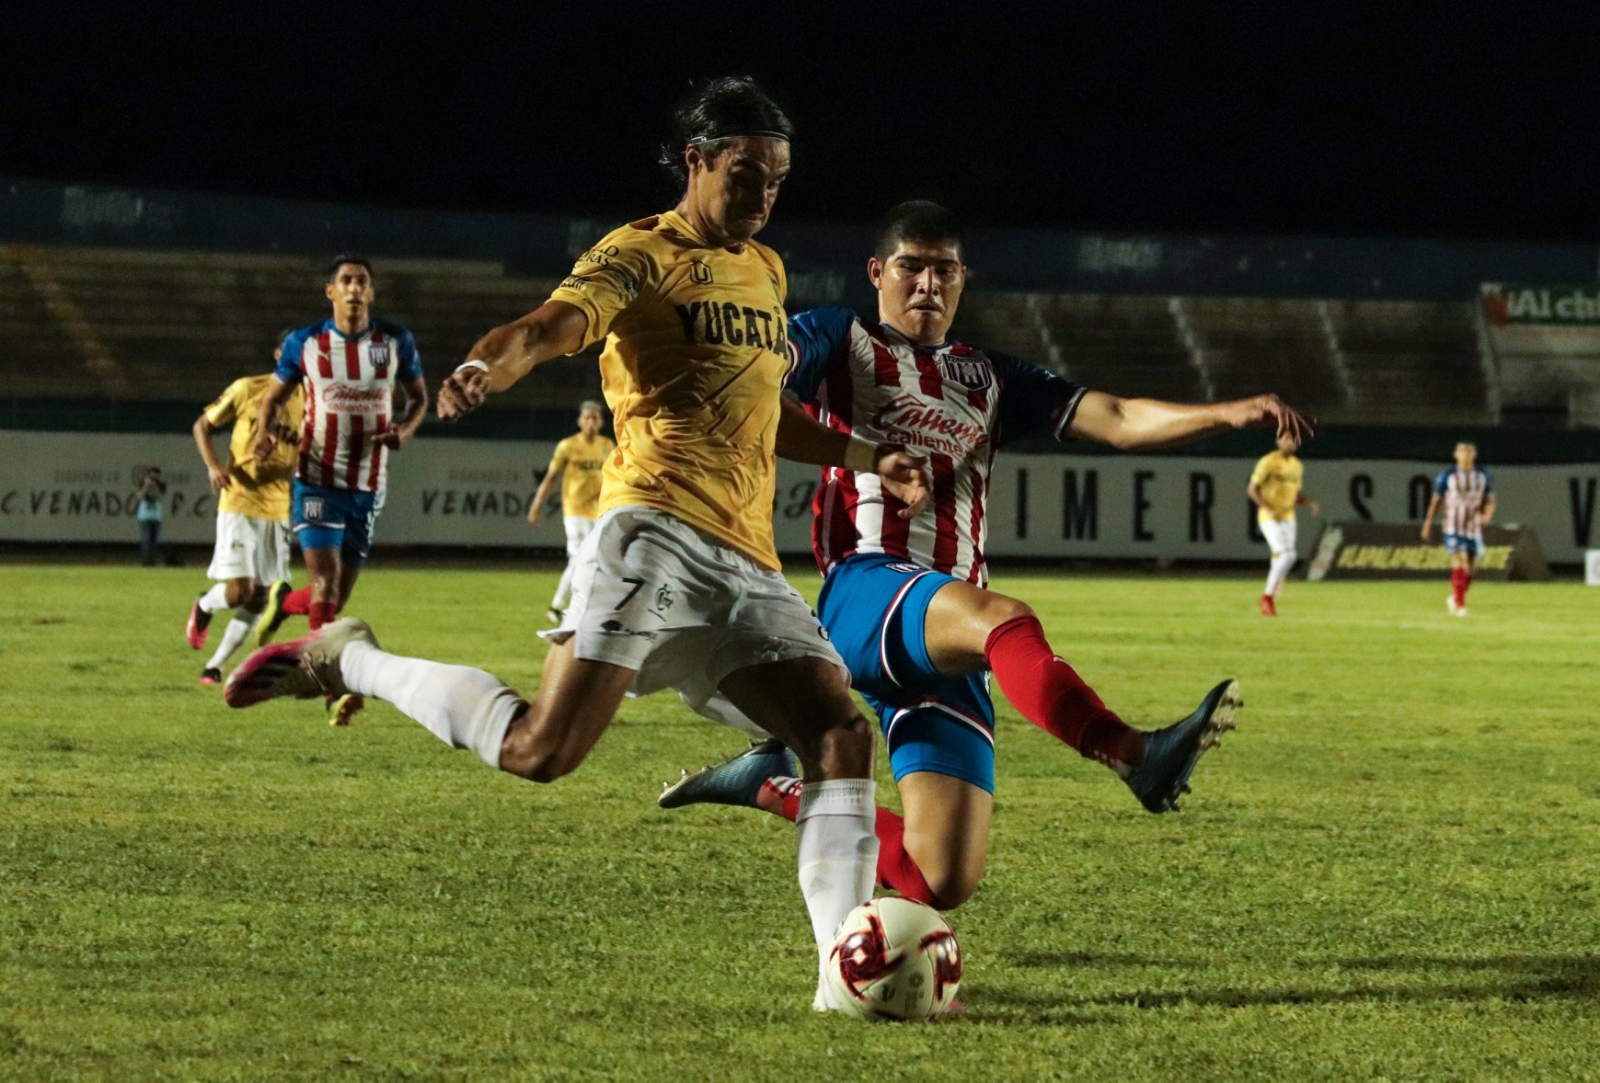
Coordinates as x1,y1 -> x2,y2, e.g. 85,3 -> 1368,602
224,618 -> 378,709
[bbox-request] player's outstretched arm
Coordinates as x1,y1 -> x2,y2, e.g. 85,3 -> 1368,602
1070,391 -> 1313,451
775,397 -> 931,518
438,301 -> 590,421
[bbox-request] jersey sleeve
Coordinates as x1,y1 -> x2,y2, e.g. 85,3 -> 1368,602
203,379 -> 246,427
992,352 -> 1088,446
397,330 -> 423,381
1434,469 -> 1452,496
275,328 -> 310,385
548,225 -> 658,352
1249,454 -> 1273,487
547,437 -> 571,471
783,307 -> 857,404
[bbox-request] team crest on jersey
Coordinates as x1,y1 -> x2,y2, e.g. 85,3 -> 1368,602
938,354 -> 992,392
689,260 -> 713,285
368,342 -> 390,374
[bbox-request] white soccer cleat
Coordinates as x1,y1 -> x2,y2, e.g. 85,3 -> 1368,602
1446,594 -> 1461,616
223,618 -> 378,708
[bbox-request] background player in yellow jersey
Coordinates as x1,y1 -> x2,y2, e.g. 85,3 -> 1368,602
1248,431 -> 1318,616
225,77 -> 930,1012
186,331 -> 305,681
527,400 -> 615,622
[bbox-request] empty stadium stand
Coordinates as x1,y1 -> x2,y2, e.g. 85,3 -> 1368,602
0,244 -> 1495,428
0,245 -> 602,410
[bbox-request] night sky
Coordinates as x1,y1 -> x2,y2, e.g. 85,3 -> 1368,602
3,4 -> 1596,244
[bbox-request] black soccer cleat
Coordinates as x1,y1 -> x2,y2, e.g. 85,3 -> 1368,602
1125,679 -> 1240,814
658,738 -> 797,810
198,667 -> 222,686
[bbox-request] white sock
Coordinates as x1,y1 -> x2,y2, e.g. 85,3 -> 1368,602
338,640 -> 521,768
206,614 -> 257,670
795,778 -> 878,1010
198,583 -> 232,613
1265,551 -> 1296,596
551,561 -> 576,611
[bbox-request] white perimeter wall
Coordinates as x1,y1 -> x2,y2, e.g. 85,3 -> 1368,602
2,431 -> 1596,563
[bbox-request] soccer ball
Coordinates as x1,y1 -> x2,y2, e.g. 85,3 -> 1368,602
825,897 -> 962,1021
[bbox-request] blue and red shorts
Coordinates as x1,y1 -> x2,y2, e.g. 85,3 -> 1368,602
817,553 -> 997,793
292,479 -> 380,566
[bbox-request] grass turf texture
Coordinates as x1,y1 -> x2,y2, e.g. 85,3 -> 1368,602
2,564 -> 1597,1080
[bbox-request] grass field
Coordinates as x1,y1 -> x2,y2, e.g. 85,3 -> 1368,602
2,563 -> 1598,1080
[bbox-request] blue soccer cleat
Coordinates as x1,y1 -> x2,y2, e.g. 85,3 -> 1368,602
658,738 -> 797,810
1125,679 -> 1240,813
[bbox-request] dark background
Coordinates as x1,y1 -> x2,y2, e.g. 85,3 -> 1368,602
2,3 -> 1595,243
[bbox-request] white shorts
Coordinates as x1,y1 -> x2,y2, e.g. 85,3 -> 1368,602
207,511 -> 292,583
563,515 -> 597,559
1260,517 -> 1297,556
540,506 -> 846,715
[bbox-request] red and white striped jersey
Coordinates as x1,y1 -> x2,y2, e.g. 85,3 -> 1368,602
787,307 -> 1085,585
1434,466 -> 1494,540
276,318 -> 422,493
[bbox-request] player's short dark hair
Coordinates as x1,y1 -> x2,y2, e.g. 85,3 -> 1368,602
275,327 -> 295,350
326,254 -> 374,283
659,76 -> 793,185
875,201 -> 965,263
579,400 -> 604,414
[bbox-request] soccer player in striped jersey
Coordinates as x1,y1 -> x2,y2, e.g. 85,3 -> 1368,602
662,201 -> 1312,914
185,330 -> 304,683
1421,441 -> 1495,616
224,78 -> 932,1012
527,400 -> 615,623
252,256 -> 428,721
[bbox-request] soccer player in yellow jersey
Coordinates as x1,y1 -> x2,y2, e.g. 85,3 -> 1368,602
1248,432 -> 1318,616
528,400 -> 615,622
225,77 -> 930,1012
187,332 -> 305,681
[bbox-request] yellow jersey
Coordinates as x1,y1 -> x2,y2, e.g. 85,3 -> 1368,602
203,374 -> 304,521
549,432 -> 615,520
549,210 -> 790,568
1250,450 -> 1304,523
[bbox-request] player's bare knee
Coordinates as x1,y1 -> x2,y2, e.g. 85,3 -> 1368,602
224,579 -> 254,608
924,868 -> 980,911
809,711 -> 875,779
984,593 -> 1034,628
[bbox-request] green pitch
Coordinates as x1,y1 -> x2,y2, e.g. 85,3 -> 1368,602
2,565 -> 1597,1080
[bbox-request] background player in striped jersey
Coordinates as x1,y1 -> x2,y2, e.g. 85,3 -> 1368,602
185,330 -> 304,683
1248,432 -> 1318,616
527,400 -> 615,623
252,256 -> 428,721
1421,441 -> 1495,616
224,78 -> 932,1011
663,201 -> 1311,913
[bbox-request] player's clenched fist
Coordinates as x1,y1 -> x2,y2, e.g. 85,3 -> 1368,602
877,447 -> 932,519
438,362 -> 491,420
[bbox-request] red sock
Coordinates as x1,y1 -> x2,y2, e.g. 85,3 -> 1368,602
1460,568 -> 1472,604
985,615 -> 1145,771
1451,568 -> 1468,607
871,806 -> 938,906
309,601 -> 338,630
283,586 -> 313,615
759,780 -> 937,907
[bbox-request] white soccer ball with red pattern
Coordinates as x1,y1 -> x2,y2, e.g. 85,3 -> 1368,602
825,897 -> 962,1021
